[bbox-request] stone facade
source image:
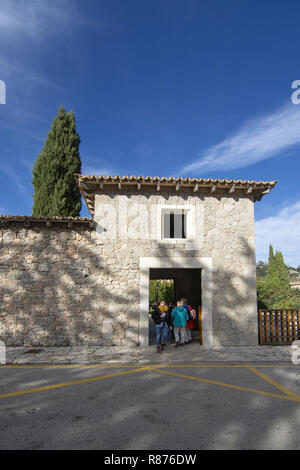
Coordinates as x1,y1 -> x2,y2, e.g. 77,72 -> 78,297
92,187 -> 257,347
0,182 -> 260,348
0,220 -> 139,347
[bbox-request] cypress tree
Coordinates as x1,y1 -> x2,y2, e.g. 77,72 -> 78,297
267,245 -> 276,276
274,250 -> 290,292
257,246 -> 300,309
32,105 -> 82,217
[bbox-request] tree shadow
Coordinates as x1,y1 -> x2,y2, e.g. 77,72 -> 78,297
0,363 -> 299,450
0,219 -> 139,348
1,194 -> 299,449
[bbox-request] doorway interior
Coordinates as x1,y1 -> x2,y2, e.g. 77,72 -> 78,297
149,268 -> 202,345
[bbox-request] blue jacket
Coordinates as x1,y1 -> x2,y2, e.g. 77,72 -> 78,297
171,306 -> 189,327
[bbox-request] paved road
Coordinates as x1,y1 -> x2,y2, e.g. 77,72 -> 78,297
0,363 -> 299,450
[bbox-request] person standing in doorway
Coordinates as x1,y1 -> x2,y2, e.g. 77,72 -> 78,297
171,300 -> 189,347
151,300 -> 169,352
168,300 -> 176,342
181,298 -> 195,344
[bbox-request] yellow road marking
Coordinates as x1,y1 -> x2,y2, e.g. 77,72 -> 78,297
1,364 -> 300,369
0,366 -> 149,400
149,364 -> 300,369
0,364 -> 142,369
0,364 -> 299,402
146,367 -> 300,402
246,366 -> 300,401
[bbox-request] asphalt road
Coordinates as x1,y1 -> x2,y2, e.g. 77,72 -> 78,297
0,363 -> 299,450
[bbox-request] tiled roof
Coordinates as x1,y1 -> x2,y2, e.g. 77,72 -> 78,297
75,174 -> 278,217
76,174 -> 277,185
0,215 -> 94,227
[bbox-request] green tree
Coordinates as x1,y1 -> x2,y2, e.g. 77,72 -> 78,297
257,245 -> 300,309
256,260 -> 268,278
267,245 -> 276,276
274,250 -> 290,292
149,280 -> 174,305
32,105 -> 82,217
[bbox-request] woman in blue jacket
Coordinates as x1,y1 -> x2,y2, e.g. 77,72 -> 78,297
171,301 -> 189,347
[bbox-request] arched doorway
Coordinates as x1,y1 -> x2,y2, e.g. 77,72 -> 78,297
139,257 -> 213,348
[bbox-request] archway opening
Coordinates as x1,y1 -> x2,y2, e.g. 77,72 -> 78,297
149,268 -> 202,345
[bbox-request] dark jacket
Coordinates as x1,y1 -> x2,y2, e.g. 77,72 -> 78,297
151,307 -> 171,326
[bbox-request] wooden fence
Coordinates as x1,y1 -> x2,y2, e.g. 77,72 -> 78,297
258,309 -> 300,345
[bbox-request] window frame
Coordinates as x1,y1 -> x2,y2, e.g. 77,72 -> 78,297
157,205 -> 196,243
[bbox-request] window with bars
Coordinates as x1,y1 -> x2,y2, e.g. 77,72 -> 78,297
162,210 -> 187,239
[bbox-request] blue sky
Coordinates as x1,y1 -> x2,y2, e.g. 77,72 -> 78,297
0,0 -> 300,266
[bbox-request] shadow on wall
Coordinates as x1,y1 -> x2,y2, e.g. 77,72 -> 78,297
0,222 -> 139,348
1,205 -> 258,348
148,234 -> 258,347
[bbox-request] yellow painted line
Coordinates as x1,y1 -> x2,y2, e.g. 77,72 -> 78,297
246,366 -> 300,401
152,365 -> 254,370
0,364 -> 142,369
0,367 -> 150,400
147,367 -> 300,402
1,364 -> 300,370
244,365 -> 300,369
138,364 -> 300,369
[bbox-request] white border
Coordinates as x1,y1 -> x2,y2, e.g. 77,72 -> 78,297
139,257 -> 213,348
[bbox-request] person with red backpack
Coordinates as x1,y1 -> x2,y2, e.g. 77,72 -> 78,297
181,298 -> 196,343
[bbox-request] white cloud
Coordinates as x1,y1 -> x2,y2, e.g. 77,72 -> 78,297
0,0 -> 114,40
0,0 -> 76,38
181,103 -> 300,174
0,162 -> 27,193
0,11 -> 21,30
255,201 -> 300,267
82,166 -> 115,176
0,56 -> 67,103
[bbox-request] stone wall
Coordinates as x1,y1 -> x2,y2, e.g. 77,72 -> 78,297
93,187 -> 258,347
0,220 -> 140,347
0,187 -> 258,348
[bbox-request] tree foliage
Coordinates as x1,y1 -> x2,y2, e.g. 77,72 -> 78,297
32,105 -> 82,217
257,245 -> 300,309
149,280 -> 174,305
256,260 -> 268,278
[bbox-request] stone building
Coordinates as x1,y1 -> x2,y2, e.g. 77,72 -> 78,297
290,280 -> 300,290
0,175 -> 276,348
